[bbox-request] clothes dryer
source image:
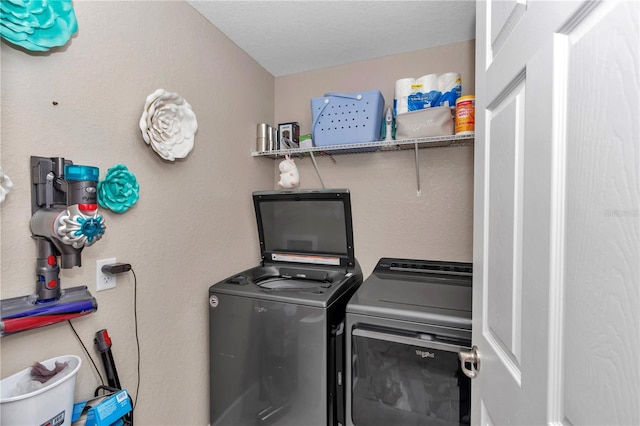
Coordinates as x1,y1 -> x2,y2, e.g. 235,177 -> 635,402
345,258 -> 473,426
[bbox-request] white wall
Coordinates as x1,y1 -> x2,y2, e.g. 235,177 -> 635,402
1,2 -> 474,424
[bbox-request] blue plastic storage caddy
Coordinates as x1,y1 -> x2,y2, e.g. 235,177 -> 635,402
311,90 -> 385,150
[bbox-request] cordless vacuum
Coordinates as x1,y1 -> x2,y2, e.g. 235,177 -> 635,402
0,156 -> 106,335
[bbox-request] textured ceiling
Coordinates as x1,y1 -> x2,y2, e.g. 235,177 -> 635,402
188,1 -> 476,76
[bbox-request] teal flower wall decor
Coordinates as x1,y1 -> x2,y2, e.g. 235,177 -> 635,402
98,164 -> 140,214
1,0 -> 78,51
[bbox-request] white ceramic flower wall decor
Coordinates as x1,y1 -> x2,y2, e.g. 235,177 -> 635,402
139,89 -> 198,161
0,166 -> 14,204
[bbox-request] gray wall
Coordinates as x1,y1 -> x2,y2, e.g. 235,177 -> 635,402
275,40 -> 475,274
1,2 -> 274,424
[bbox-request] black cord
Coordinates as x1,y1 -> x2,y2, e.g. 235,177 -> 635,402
130,267 -> 141,411
68,266 -> 140,414
68,319 -> 105,386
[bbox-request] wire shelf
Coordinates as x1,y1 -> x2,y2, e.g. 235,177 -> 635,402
251,133 -> 474,158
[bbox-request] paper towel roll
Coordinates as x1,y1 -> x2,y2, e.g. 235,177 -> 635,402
417,74 -> 438,92
438,72 -> 462,107
408,74 -> 441,110
394,77 -> 415,115
396,72 -> 463,114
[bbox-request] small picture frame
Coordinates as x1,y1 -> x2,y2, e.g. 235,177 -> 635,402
278,122 -> 300,149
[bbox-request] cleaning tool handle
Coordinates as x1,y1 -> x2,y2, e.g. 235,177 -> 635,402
95,329 -> 122,390
323,92 -> 364,100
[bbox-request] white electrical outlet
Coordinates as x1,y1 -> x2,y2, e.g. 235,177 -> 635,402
96,258 -> 117,291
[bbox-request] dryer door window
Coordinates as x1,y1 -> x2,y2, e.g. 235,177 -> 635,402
351,327 -> 471,426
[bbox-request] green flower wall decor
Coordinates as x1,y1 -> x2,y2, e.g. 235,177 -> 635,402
98,164 -> 140,214
0,0 -> 78,51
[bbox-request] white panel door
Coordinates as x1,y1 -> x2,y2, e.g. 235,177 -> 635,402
472,1 -> 639,424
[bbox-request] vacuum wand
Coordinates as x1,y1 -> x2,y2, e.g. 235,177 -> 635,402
95,329 -> 122,390
94,329 -> 134,425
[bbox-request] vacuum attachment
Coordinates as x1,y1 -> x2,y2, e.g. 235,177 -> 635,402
0,286 -> 97,336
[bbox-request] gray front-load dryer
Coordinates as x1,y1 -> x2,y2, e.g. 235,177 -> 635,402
345,258 -> 473,426
209,189 -> 362,426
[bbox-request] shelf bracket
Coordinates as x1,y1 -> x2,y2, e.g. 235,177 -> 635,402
414,142 -> 422,196
309,151 -> 325,189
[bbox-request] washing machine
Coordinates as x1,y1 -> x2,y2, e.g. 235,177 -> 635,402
345,258 -> 473,426
209,189 -> 363,426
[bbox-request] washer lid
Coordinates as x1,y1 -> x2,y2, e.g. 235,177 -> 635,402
347,258 -> 472,328
253,189 -> 355,269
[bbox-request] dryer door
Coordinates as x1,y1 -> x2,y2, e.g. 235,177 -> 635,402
350,326 -> 471,426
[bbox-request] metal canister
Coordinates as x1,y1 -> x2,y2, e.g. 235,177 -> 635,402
256,123 -> 270,152
270,126 -> 278,151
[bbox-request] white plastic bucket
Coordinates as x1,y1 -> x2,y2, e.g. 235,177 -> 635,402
1,355 -> 81,426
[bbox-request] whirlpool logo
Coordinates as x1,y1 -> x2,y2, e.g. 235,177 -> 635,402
416,350 -> 435,359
